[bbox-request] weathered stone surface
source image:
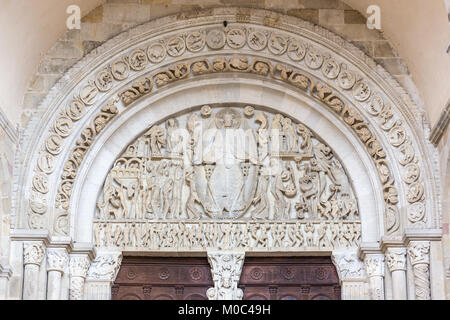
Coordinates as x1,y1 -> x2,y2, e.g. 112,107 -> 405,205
344,10 -> 366,24
319,9 -> 344,25
287,9 -> 319,24
374,41 -> 397,58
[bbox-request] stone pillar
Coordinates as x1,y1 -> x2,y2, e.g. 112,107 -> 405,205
69,255 -> 90,300
85,252 -> 122,300
385,247 -> 407,300
206,250 -> 245,300
407,241 -> 431,300
364,254 -> 385,300
46,249 -> 68,300
331,250 -> 369,300
23,242 -> 45,300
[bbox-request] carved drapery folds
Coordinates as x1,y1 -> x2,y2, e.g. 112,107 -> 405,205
207,251 -> 245,300
24,20 -> 429,242
93,106 -> 361,251
408,241 -> 431,300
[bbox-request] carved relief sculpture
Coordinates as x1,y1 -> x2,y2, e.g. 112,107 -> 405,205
93,106 -> 361,252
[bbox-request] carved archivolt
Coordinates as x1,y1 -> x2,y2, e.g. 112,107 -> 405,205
23,16 -> 429,240
52,100 -> 118,235
93,106 -> 360,251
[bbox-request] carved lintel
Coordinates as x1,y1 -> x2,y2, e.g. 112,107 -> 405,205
408,241 -> 431,300
87,252 -> 122,282
385,247 -> 407,272
23,242 -> 45,266
207,250 -> 245,300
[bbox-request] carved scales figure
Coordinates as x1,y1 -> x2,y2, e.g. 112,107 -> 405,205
95,105 -> 360,251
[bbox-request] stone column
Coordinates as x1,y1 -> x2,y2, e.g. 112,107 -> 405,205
385,247 -> 407,300
23,242 -> 45,300
407,241 -> 431,300
331,251 -> 369,300
69,255 -> 90,300
46,249 -> 68,300
85,252 -> 122,300
206,250 -> 245,300
364,254 -> 385,300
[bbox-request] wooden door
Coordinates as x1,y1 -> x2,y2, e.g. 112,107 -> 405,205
239,257 -> 340,300
112,257 -> 213,300
112,256 -> 340,300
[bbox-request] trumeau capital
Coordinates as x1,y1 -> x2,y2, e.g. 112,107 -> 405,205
47,249 -> 68,273
385,247 -> 407,272
407,241 -> 430,266
69,255 -> 91,278
364,254 -> 385,277
87,253 -> 122,282
207,250 -> 245,300
331,250 -> 366,281
23,242 -> 45,266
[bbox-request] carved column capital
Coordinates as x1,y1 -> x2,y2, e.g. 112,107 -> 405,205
331,251 -> 366,281
407,241 -> 430,266
69,255 -> 91,279
207,250 -> 245,300
364,254 -> 385,277
87,252 -> 122,282
47,249 -> 68,273
385,247 -> 407,272
23,242 -> 45,266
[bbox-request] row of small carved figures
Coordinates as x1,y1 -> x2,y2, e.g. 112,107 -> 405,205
93,221 -> 361,249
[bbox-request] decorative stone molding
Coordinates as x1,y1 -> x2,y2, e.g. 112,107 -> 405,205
408,241 -> 431,300
23,242 -> 45,266
87,253 -> 122,282
386,247 -> 407,272
429,100 -> 449,146
0,107 -> 18,145
207,250 -> 245,300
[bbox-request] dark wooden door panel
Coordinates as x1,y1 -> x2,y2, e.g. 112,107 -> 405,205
113,256 -> 340,300
112,257 -> 213,300
239,257 -> 340,300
